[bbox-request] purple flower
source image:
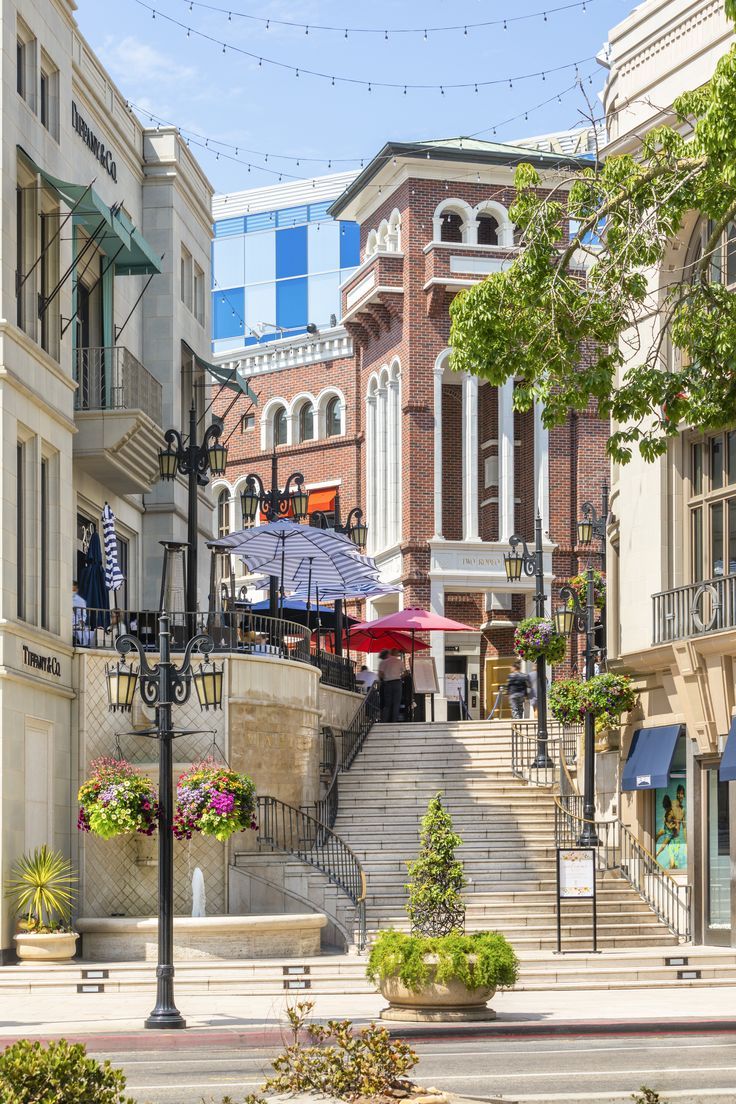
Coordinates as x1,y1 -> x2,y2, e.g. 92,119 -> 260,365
210,790 -> 235,816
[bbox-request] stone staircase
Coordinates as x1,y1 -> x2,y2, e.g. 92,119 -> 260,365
333,720 -> 678,953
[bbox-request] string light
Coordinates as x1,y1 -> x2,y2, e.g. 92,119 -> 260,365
174,0 -> 599,37
133,2 -> 594,95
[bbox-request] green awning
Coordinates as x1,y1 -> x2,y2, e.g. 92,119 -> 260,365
196,353 -> 258,404
19,148 -> 162,277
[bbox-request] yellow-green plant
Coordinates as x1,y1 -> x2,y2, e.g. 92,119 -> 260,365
5,846 -> 76,932
0,1040 -> 134,1104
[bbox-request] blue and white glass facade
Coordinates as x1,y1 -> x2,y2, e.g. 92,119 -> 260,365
211,172 -> 360,355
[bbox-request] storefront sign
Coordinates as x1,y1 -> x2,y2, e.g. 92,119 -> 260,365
71,102 -> 118,181
654,780 -> 687,870
22,645 -> 62,678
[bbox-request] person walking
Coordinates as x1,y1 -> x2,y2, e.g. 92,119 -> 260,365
379,648 -> 404,723
506,660 -> 531,719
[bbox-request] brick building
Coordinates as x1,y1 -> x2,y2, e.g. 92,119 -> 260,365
212,137 -> 608,719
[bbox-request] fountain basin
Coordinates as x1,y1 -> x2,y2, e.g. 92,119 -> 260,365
76,914 -> 326,961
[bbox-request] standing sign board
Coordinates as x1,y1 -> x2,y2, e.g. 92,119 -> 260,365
413,655 -> 440,722
556,848 -> 597,952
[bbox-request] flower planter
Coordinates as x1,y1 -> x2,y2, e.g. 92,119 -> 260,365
378,962 -> 496,1022
14,930 -> 79,962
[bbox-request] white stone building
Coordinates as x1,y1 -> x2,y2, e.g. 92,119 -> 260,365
603,0 -> 736,945
0,0 -> 214,957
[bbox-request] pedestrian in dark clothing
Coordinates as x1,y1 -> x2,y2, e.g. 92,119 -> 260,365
379,649 -> 404,723
506,660 -> 531,719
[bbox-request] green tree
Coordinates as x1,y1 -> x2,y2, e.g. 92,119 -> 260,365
450,2 -> 736,463
406,792 -> 466,936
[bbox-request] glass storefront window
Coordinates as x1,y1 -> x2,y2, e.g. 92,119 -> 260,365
707,768 -> 731,930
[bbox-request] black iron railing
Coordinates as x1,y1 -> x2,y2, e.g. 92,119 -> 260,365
312,648 -> 356,692
510,720 -> 580,787
316,727 -> 340,830
652,572 -> 736,644
257,794 -> 366,949
75,346 -> 163,425
341,684 -> 381,770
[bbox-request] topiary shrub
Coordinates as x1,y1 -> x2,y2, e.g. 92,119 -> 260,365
406,792 -> 466,936
367,930 -> 519,993
0,1039 -> 134,1104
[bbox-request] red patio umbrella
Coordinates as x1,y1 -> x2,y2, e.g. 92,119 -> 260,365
318,628 -> 430,654
351,608 -> 475,718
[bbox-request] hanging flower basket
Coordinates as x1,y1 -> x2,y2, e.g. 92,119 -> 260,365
78,758 -> 158,839
549,674 -> 637,727
568,570 -> 606,611
513,617 -> 567,665
173,759 -> 258,842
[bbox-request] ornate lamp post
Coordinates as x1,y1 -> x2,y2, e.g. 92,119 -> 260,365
239,453 -> 310,617
311,493 -> 368,656
577,483 -> 608,660
105,613 -> 223,1029
503,513 -> 552,768
554,565 -> 599,846
158,404 -> 228,634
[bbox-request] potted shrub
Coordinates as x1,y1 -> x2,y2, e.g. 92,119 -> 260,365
367,794 -> 518,1021
5,846 -> 78,962
173,759 -> 257,842
77,757 -> 158,839
514,616 -> 567,665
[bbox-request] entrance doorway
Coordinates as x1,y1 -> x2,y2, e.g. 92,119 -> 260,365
445,655 -> 467,721
705,766 -> 731,942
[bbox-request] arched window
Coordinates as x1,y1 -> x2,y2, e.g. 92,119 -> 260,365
299,403 -> 315,442
440,211 -> 464,243
326,396 -> 342,437
273,406 -> 287,446
477,214 -> 499,246
217,489 -> 230,538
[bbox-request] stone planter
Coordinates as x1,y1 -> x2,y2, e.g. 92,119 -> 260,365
378,965 -> 496,1022
14,931 -> 79,962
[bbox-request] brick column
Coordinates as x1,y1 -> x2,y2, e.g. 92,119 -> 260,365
499,379 -> 515,541
534,400 -> 550,537
433,363 -> 444,538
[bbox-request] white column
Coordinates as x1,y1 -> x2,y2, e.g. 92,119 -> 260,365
498,378 -> 515,541
462,373 -> 480,541
430,579 -> 447,722
375,387 -> 387,552
534,400 -> 550,537
387,379 -> 399,546
433,364 -> 444,538
366,394 -> 376,554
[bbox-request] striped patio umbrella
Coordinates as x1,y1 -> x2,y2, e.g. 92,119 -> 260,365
102,503 -> 125,595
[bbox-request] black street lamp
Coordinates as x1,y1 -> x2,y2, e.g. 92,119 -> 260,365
503,514 -> 553,768
105,613 -> 223,1029
239,453 -> 310,617
311,493 -> 368,657
578,483 -> 608,661
159,405 -> 228,634
554,566 -> 599,847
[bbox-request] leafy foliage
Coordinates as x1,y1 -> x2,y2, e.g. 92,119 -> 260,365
174,758 -> 257,842
406,793 -> 466,936
632,1089 -> 668,1104
0,1040 -> 134,1104
78,757 -> 157,839
5,846 -> 76,932
549,673 -> 637,726
449,10 -> 736,463
514,616 -> 567,664
367,930 -> 519,993
568,570 -> 606,611
243,999 -> 418,1101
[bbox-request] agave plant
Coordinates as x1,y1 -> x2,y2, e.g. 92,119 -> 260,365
5,846 -> 77,932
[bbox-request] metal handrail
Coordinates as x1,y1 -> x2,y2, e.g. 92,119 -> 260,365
312,648 -> 356,692
341,683 -> 381,770
257,794 -> 367,949
652,571 -> 736,644
510,721 -> 580,786
75,346 -> 163,425
554,744 -> 691,941
315,727 -> 340,829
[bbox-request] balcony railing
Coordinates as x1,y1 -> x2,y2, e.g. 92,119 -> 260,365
652,572 -> 736,644
75,346 -> 163,426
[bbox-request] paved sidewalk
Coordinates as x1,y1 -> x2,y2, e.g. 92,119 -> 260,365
3,984 -> 736,1049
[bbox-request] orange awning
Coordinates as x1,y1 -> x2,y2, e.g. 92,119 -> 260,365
259,486 -> 337,522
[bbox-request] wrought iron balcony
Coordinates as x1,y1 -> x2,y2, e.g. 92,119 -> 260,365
73,346 -> 163,493
652,573 -> 736,644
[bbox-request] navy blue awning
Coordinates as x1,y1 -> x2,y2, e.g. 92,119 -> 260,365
720,717 -> 736,781
621,725 -> 683,791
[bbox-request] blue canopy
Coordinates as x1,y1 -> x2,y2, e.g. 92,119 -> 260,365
78,531 -> 110,631
720,716 -> 736,781
621,725 -> 683,791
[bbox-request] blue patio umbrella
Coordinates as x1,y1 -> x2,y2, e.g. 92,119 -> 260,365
246,597 -> 356,631
79,530 -> 110,630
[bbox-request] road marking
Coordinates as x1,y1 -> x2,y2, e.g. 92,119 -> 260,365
414,1040 -> 736,1058
420,1067 -> 736,1081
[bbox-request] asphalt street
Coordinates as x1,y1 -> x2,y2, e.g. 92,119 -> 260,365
101,1033 -> 736,1104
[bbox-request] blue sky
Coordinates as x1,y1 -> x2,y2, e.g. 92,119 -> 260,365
75,0 -> 629,196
